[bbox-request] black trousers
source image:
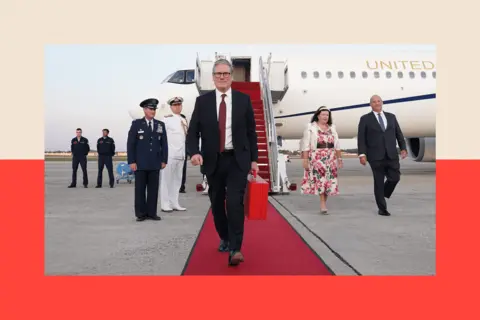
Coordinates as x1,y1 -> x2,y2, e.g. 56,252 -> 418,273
134,170 -> 160,218
180,158 -> 187,191
206,152 -> 248,252
368,155 -> 401,212
72,156 -> 88,186
97,155 -> 114,187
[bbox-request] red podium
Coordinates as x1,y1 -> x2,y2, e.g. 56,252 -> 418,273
244,170 -> 269,220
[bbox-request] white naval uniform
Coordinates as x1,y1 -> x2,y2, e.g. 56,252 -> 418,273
160,113 -> 187,211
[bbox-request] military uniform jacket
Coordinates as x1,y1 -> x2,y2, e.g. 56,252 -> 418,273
162,113 -> 187,160
97,136 -> 115,156
127,117 -> 168,171
71,137 -> 90,158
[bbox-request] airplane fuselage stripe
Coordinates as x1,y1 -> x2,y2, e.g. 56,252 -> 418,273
274,93 -> 436,119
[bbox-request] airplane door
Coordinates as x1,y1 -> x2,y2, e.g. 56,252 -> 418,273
195,53 -> 202,92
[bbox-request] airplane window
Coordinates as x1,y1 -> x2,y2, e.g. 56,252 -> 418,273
409,71 -> 415,79
386,71 -> 392,79
338,71 -> 344,79
186,70 -> 195,83
362,71 -> 368,78
421,71 -> 426,79
326,71 -> 332,79
168,70 -> 185,83
398,71 -> 403,78
313,71 -> 319,79
161,72 -> 175,84
350,71 -> 356,78
374,71 -> 380,79
432,71 -> 436,78
301,71 -> 307,78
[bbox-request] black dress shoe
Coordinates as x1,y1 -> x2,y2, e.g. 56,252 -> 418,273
228,251 -> 244,266
378,210 -> 391,216
84,185 -> 88,188
179,189 -> 186,193
136,216 -> 147,221
68,185 -> 76,188
149,216 -> 161,220
95,185 -> 102,188
218,240 -> 229,252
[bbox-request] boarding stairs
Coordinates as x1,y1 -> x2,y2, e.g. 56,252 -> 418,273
194,52 -> 295,195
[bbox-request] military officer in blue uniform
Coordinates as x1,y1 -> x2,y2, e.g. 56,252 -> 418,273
68,128 -> 90,188
95,128 -> 116,188
127,98 -> 168,221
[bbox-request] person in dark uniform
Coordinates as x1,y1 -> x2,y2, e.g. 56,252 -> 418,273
127,98 -> 168,221
68,128 -> 90,188
179,113 -> 188,193
95,128 -> 116,188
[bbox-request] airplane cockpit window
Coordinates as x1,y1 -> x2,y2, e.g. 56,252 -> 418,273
160,69 -> 196,85
186,70 -> 195,83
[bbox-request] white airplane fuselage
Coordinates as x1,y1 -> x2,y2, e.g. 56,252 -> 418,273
129,50 -> 436,162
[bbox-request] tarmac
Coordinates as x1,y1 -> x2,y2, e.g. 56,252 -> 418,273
44,158 -> 436,276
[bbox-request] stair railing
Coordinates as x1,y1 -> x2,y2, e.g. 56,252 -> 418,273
259,54 -> 280,192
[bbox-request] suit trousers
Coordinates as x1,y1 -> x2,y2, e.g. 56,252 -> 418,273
160,158 -> 184,209
368,154 -> 401,211
206,152 -> 249,252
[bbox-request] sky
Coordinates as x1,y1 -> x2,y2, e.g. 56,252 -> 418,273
44,44 -> 435,151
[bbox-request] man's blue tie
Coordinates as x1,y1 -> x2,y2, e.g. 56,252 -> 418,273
377,113 -> 386,132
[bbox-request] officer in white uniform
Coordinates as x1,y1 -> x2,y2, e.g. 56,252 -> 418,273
160,97 -> 188,212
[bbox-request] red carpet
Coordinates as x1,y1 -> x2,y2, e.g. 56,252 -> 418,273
182,202 -> 333,275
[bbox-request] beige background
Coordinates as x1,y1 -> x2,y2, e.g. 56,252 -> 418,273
0,0 -> 476,160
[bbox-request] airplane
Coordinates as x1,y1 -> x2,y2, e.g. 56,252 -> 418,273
128,48 -> 436,192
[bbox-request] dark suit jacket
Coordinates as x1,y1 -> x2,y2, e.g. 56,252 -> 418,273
187,89 -> 258,176
357,111 -> 406,161
127,117 -> 168,171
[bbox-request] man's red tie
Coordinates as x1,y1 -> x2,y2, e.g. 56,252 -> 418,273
218,94 -> 226,152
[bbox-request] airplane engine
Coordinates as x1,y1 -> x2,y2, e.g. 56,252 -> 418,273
405,137 -> 436,162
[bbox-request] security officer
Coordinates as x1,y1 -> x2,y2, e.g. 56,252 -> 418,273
127,98 -> 168,221
179,113 -> 188,193
160,97 -> 187,212
95,128 -> 116,188
68,128 -> 90,188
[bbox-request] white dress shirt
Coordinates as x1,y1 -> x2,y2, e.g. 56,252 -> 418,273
215,88 -> 233,150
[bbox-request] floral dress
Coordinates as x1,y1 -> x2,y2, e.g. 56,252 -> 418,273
301,126 -> 339,196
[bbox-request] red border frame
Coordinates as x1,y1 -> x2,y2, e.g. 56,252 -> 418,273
1,159 -> 473,318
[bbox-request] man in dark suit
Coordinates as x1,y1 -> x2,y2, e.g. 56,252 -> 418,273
357,95 -> 408,216
187,58 -> 258,266
179,113 -> 188,193
127,98 -> 168,222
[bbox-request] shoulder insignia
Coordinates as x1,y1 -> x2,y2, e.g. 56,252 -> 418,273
164,114 -> 173,118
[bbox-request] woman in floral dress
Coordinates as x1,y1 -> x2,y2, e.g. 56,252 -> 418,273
299,106 -> 343,214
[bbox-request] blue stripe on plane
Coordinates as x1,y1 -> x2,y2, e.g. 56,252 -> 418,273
274,93 -> 436,119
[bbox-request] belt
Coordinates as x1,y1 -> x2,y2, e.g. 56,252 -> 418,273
317,142 -> 334,149
219,149 -> 234,155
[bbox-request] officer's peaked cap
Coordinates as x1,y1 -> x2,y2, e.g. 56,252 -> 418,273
167,96 -> 184,105
140,98 -> 159,109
